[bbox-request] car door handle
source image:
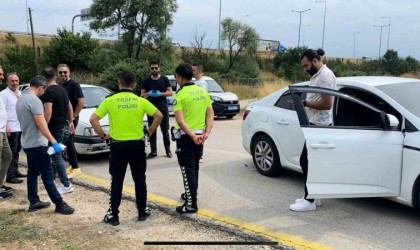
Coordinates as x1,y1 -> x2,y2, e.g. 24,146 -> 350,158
276,120 -> 289,125
310,143 -> 336,149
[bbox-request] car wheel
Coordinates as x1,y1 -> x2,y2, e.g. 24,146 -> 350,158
61,148 -> 69,162
251,135 -> 281,177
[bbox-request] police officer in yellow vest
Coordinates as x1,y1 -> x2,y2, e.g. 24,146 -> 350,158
173,64 -> 214,214
90,71 -> 163,226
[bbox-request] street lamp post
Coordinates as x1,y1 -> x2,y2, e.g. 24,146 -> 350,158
373,24 -> 388,59
303,25 -> 310,46
381,16 -> 391,51
353,31 -> 360,58
315,1 -> 326,49
218,0 -> 221,50
292,9 -> 311,47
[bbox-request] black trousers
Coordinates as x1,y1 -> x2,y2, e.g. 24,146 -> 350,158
147,109 -> 170,154
176,135 -> 203,206
300,142 -> 314,202
65,116 -> 79,169
7,132 -> 21,179
108,140 -> 147,216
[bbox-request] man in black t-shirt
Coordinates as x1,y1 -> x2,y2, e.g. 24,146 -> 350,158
41,67 -> 75,195
141,61 -> 173,159
57,64 -> 85,178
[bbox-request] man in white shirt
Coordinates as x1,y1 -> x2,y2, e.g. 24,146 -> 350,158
0,66 -> 4,84
0,96 -> 13,199
192,63 -> 208,163
0,73 -> 25,184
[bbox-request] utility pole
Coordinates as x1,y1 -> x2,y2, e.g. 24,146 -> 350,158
28,7 -> 39,72
218,0 -> 222,50
381,16 -> 391,51
315,1 -> 327,49
373,24 -> 387,59
292,9 -> 311,47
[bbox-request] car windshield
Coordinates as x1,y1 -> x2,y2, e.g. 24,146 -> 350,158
206,80 -> 224,92
82,86 -> 111,108
376,82 -> 420,118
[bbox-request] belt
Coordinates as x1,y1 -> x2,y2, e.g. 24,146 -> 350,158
180,129 -> 205,135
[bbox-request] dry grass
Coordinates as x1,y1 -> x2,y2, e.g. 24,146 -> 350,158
0,32 -> 52,54
221,72 -> 290,100
400,73 -> 420,79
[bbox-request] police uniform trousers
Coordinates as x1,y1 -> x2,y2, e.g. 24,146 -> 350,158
176,135 -> 203,206
108,140 -> 147,216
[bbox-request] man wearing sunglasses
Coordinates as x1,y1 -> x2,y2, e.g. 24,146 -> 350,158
57,64 -> 85,178
141,60 -> 173,159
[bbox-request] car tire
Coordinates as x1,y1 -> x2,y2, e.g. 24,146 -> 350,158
251,135 -> 282,177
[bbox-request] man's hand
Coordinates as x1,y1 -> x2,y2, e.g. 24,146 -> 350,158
6,127 -> 10,137
69,122 -> 75,134
52,142 -> 62,154
148,90 -> 162,98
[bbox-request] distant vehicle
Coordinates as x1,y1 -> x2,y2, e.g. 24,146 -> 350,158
18,83 -> 29,91
242,76 -> 420,208
166,75 -> 240,118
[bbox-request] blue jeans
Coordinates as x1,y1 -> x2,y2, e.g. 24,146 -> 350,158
24,146 -> 63,205
51,125 -> 70,187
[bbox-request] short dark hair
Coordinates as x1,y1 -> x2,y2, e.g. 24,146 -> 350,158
57,63 -> 70,70
30,75 -> 47,88
175,64 -> 194,81
149,60 -> 160,66
300,49 -> 325,61
192,63 -> 204,72
40,67 -> 56,81
119,71 -> 136,87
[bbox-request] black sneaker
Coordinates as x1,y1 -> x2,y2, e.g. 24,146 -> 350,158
103,214 -> 120,226
176,203 -> 198,214
180,193 -> 186,201
0,191 -> 13,199
29,201 -> 51,212
146,152 -> 157,159
1,185 -> 13,193
6,178 -> 23,184
55,201 -> 75,215
138,209 -> 150,221
166,150 -> 173,158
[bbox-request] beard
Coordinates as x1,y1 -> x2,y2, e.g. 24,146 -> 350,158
306,65 -> 319,76
151,71 -> 159,76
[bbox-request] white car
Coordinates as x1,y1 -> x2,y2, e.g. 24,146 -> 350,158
166,75 -> 240,118
242,76 -> 420,208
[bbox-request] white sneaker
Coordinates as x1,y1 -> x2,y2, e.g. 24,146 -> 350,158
290,199 -> 317,212
295,197 -> 322,207
199,157 -> 203,163
57,183 -> 74,195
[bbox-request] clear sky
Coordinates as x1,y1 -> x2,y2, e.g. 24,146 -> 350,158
1,0 -> 420,59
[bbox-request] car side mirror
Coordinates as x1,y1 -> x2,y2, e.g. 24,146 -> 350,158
385,114 -> 399,130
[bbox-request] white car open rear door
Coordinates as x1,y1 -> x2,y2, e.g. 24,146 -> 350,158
289,86 -> 403,199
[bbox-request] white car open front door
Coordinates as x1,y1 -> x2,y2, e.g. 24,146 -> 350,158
289,86 -> 403,199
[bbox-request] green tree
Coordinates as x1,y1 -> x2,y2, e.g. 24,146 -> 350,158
1,45 -> 37,83
405,56 -> 420,74
221,17 -> 259,74
382,49 -> 400,76
87,46 -> 122,73
89,0 -> 178,60
44,29 -> 99,71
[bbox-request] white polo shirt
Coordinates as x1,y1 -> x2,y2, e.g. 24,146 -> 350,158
194,77 -> 208,91
0,88 -> 22,132
305,65 -> 336,126
0,98 -> 7,133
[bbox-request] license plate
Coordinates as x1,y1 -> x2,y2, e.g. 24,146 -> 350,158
228,106 -> 238,110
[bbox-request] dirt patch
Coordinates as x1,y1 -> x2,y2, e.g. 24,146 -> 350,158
0,181 -> 280,250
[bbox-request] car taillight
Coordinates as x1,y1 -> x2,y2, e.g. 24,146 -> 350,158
243,110 -> 250,120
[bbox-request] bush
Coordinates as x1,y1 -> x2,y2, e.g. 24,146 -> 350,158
97,60 -> 148,93
87,47 -> 122,73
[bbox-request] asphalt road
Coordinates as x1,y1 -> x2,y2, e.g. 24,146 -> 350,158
77,116 -> 420,249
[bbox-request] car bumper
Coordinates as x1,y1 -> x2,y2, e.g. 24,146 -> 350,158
213,102 -> 240,117
74,136 -> 110,155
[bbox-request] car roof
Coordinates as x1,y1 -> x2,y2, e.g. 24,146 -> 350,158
336,76 -> 420,87
166,75 -> 214,81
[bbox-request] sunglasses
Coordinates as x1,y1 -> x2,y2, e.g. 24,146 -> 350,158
150,67 -> 159,70
58,71 -> 68,75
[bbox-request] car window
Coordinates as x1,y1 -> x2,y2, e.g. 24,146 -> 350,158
206,80 -> 224,92
82,87 -> 111,108
334,97 -> 383,128
275,92 -> 306,111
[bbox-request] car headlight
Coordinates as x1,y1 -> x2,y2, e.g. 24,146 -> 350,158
211,96 -> 223,102
83,127 -> 98,136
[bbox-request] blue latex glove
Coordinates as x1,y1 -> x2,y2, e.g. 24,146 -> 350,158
149,90 -> 162,98
52,142 -> 62,154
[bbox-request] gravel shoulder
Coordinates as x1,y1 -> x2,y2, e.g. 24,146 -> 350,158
0,180 -> 282,250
